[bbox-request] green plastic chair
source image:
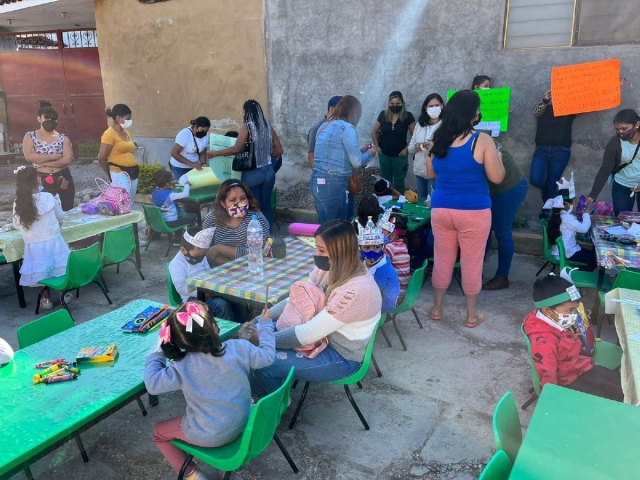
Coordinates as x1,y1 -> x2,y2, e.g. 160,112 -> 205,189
426,257 -> 463,293
35,243 -> 112,317
289,317 -> 383,431
492,392 -> 522,464
520,322 -> 622,409
479,450 -> 512,480
17,309 -> 75,348
557,238 -> 611,290
536,219 -> 588,276
165,263 -> 183,308
172,367 -> 298,480
142,204 -> 186,257
385,259 -> 428,351
101,224 -> 145,292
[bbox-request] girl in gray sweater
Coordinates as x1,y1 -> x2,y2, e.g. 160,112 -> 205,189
144,301 -> 275,480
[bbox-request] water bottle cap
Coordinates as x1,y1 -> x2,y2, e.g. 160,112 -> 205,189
251,215 -> 258,220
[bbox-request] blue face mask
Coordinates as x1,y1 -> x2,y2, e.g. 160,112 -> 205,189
360,249 -> 384,263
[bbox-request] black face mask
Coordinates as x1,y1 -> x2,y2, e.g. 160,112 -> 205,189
194,131 -> 207,139
313,255 -> 331,271
184,252 -> 206,265
389,106 -> 402,114
42,120 -> 57,132
472,113 -> 483,127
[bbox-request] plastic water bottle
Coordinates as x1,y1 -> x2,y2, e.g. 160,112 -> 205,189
247,215 -> 264,276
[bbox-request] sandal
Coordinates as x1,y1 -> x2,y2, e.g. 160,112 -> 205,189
429,306 -> 442,321
465,314 -> 486,328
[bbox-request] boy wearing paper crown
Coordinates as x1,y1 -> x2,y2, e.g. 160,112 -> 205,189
546,173 -> 597,271
168,226 -> 236,322
358,216 -> 400,313
524,272 -> 623,401
379,209 -> 410,303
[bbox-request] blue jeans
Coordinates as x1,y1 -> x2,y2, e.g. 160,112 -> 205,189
310,170 -> 349,223
242,165 -> 275,229
611,180 -> 640,216
529,145 -> 571,201
170,164 -> 192,180
487,177 -> 528,277
251,345 -> 361,395
205,297 -> 236,322
415,176 -> 435,199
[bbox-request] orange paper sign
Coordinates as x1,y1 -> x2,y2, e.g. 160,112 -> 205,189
551,59 -> 621,117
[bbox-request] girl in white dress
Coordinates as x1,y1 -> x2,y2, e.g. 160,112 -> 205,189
13,166 -> 71,310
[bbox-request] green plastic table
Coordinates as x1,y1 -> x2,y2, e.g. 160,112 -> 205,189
509,384 -> 640,479
174,186 -> 220,226
0,299 -> 240,479
383,201 -> 431,232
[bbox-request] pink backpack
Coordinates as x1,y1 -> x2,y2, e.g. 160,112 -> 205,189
276,280 -> 328,358
94,175 -> 132,215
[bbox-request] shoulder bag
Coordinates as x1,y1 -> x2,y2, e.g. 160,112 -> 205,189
232,129 -> 256,172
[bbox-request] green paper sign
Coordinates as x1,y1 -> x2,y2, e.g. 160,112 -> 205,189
447,87 -> 511,132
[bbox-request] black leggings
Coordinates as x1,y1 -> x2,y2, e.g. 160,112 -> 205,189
566,365 -> 624,402
38,167 -> 76,211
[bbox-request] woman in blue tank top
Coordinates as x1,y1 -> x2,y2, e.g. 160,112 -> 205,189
426,90 -> 505,328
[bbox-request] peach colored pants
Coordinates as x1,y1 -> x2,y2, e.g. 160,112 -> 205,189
431,208 -> 491,295
153,415 -> 201,475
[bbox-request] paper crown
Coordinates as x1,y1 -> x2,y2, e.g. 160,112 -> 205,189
556,173 -> 575,200
183,227 -> 215,249
550,195 -> 565,209
533,269 -> 581,308
358,216 -> 385,246
379,208 -> 396,233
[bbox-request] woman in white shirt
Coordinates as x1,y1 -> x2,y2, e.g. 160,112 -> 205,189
169,117 -> 211,179
408,94 -> 444,198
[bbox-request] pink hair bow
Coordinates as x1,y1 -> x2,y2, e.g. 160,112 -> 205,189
159,321 -> 171,344
176,302 -> 205,333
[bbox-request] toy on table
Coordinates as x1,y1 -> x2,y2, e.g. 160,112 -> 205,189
76,344 -> 118,364
121,305 -> 170,333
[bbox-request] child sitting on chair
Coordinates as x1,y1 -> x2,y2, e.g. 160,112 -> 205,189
524,273 -> 623,401
358,216 -> 400,313
168,226 -> 236,322
373,175 -> 401,208
145,300 -> 275,480
380,210 -> 410,304
151,170 -> 196,242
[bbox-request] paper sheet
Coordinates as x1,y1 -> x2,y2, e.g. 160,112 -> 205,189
629,332 -> 640,344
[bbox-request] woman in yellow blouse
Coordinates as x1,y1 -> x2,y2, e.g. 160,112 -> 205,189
98,104 -> 138,207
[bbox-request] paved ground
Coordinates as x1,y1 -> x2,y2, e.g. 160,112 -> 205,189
0,200 -> 616,480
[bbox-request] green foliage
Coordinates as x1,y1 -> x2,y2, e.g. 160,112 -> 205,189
512,214 -> 530,229
77,142 -> 100,158
137,162 -> 166,194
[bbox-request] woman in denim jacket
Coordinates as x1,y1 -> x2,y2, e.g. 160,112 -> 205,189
311,95 -> 378,223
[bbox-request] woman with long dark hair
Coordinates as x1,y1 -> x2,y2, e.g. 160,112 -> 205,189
169,116 -> 211,179
426,90 -> 504,328
371,91 -> 416,193
22,100 -> 75,211
208,100 -> 282,228
98,104 -> 138,208
409,93 -> 444,198
250,219 -> 382,394
202,179 -> 269,266
13,166 -> 71,310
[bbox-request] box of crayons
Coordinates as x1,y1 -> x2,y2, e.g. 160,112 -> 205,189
76,344 -> 118,364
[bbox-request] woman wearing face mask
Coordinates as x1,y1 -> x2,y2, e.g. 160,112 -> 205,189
98,104 -> 138,207
249,219 -> 382,395
408,94 -> 444,198
208,100 -> 282,228
311,95 -> 377,223
426,90 -> 505,328
372,91 -> 416,194
471,75 -> 515,113
587,109 -> 640,215
22,100 -> 75,211
202,179 -> 269,266
169,117 -> 211,179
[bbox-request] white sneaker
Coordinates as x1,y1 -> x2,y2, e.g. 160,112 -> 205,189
63,292 -> 74,304
40,297 -> 54,310
185,469 -> 210,480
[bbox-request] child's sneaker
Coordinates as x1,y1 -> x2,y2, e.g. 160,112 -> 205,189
40,297 -> 54,310
63,292 -> 74,305
185,469 -> 210,480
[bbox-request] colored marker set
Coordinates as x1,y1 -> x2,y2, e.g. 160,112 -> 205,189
33,358 -> 81,385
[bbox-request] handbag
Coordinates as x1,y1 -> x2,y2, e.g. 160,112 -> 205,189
348,171 -> 362,195
232,130 -> 256,172
94,174 -> 132,215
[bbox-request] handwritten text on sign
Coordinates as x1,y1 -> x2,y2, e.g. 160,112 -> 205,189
447,88 -> 511,132
551,59 -> 621,117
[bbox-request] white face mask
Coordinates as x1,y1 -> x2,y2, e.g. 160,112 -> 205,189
478,87 -> 490,90
121,119 -> 133,128
426,106 -> 442,119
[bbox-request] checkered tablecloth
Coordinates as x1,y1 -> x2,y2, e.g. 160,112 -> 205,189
607,288 -> 640,405
590,216 -> 640,270
186,236 -> 315,305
